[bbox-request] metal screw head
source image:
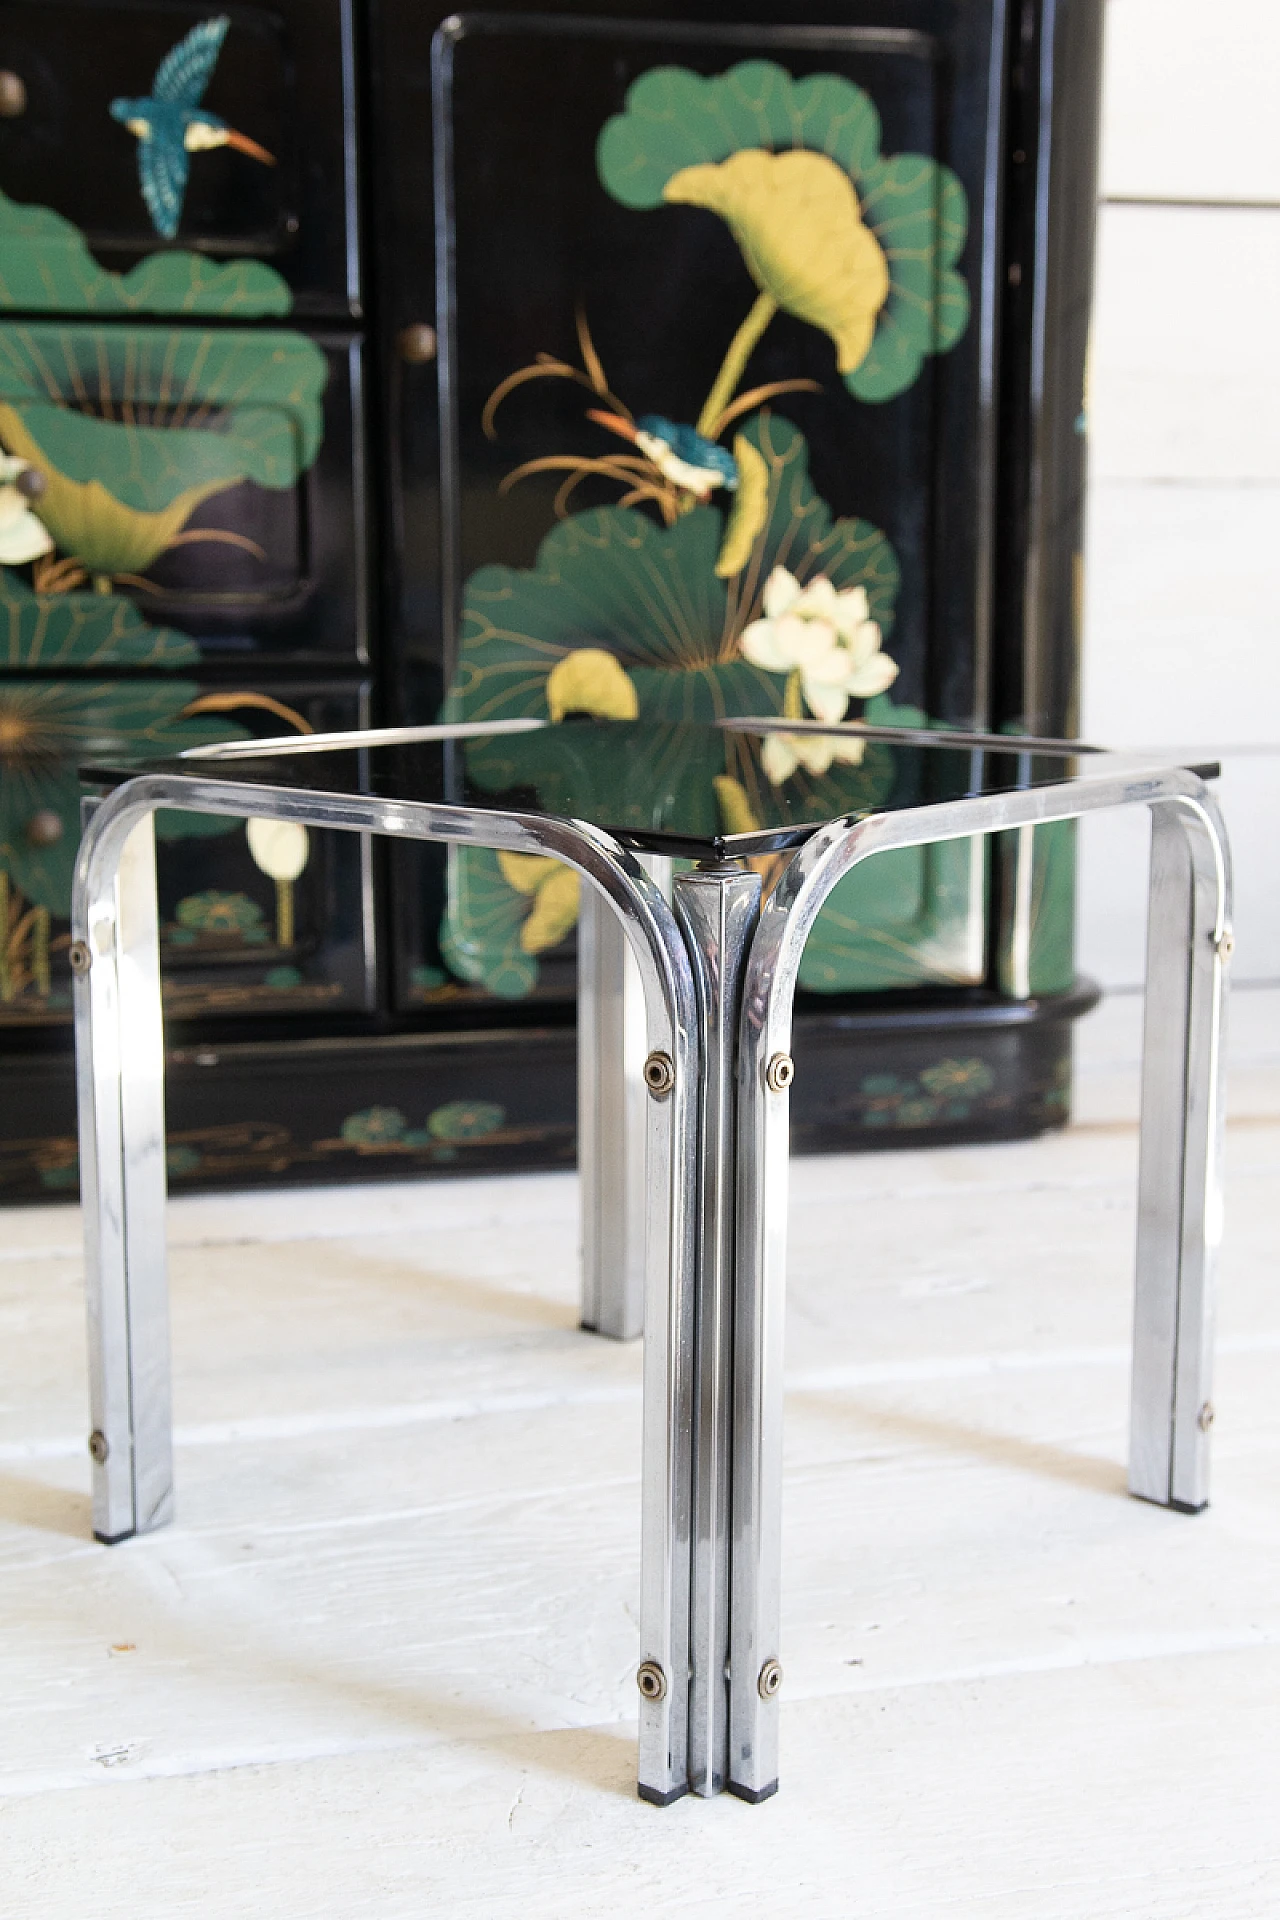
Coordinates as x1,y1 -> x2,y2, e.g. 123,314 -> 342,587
1213,928 -> 1235,962
398,323 -> 438,365
758,1658 -> 783,1700
765,1052 -> 794,1094
88,1430 -> 109,1464
67,941 -> 92,976
0,71 -> 27,117
25,808 -> 63,847
643,1051 -> 675,1097
636,1660 -> 667,1701
1197,1401 -> 1215,1433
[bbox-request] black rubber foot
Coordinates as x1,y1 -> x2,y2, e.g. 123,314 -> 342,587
727,1778 -> 779,1804
638,1781 -> 690,1808
1169,1498 -> 1209,1515
93,1529 -> 137,1545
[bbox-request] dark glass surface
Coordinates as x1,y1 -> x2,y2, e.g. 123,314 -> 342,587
81,719 -> 1197,863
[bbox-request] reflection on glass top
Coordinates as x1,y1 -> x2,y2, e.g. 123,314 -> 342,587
81,718 -> 1208,860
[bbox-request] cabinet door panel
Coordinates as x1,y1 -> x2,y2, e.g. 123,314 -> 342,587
380,3 -> 1004,1005
0,0 -> 359,316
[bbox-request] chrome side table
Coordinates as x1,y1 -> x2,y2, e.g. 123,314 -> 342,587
72,718 -> 1231,1808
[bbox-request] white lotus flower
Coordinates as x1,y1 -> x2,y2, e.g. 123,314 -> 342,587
760,726 -> 870,788
740,565 -> 898,724
0,454 -> 54,566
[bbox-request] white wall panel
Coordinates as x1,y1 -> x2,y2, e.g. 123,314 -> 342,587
1089,206 -> 1280,481
1099,0 -> 1280,204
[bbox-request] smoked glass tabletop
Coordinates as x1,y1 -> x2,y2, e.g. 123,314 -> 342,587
81,718 -> 1212,862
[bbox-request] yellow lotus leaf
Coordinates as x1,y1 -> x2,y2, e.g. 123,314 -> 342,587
0,403 -> 235,576
664,149 -> 890,376
544,646 -> 639,723
519,865 -> 581,954
497,850 -> 560,896
712,774 -> 762,836
715,433 -> 770,578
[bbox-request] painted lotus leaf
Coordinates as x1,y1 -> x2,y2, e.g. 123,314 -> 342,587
0,326 -> 328,502
545,647 -> 638,722
597,64 -> 882,207
446,414 -> 898,729
845,158 -> 969,402
441,845 -> 539,999
428,1100 -> 506,1142
995,817 -> 1075,998
665,150 -> 890,375
0,407 -> 233,573
597,61 -> 968,403
0,678 -> 246,913
0,188 -> 291,318
0,569 -> 198,670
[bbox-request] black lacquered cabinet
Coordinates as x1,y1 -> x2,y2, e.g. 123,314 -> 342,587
0,0 -> 1102,1199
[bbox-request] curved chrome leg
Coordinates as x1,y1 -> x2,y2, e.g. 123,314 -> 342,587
1130,792 -> 1232,1512
73,804 -> 172,1544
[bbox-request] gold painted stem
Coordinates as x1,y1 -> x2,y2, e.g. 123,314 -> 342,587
275,878 -> 295,951
696,291 -> 778,439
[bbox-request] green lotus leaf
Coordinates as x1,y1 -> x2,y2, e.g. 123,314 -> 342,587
0,325 -> 327,500
0,678 -> 247,914
0,404 -> 234,573
445,413 -> 898,729
174,890 -> 268,937
440,845 -> 539,999
0,188 -> 290,318
0,568 -> 198,669
427,1099 -> 506,1143
597,60 -> 967,403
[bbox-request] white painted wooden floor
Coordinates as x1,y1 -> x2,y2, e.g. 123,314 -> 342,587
3,990 -> 1279,1918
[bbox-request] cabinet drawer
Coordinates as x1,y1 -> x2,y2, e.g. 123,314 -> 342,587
0,326 -> 367,667
0,0 -> 359,317
0,675 -> 375,1026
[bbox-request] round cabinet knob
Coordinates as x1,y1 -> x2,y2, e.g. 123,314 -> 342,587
397,323 -> 438,365
0,72 -> 27,118
25,809 -> 64,847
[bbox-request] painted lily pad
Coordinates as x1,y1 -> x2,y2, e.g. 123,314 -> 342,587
0,325 -> 328,508
445,412 -> 898,728
0,569 -> 198,670
0,188 -> 291,318
0,678 -> 246,914
597,61 -> 968,402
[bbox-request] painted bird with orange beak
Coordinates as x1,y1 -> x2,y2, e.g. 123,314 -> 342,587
110,15 -> 275,241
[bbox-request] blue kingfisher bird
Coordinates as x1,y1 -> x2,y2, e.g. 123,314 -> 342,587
588,410 -> 739,501
110,16 -> 276,241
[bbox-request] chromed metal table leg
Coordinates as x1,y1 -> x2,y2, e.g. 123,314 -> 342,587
1130,794 -> 1232,1512
579,857 -> 671,1342
673,863 -> 761,1798
72,811 -> 172,1544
